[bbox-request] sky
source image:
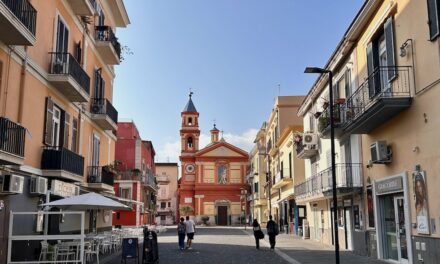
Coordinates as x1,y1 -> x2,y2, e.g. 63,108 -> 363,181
113,0 -> 365,163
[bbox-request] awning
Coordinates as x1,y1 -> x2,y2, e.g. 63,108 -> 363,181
41,192 -> 131,211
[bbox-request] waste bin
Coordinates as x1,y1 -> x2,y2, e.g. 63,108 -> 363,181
142,227 -> 159,264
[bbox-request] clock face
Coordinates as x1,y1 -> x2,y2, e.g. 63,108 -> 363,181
185,164 -> 195,173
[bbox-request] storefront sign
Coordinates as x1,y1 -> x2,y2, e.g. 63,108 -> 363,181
51,180 -> 79,197
184,197 -> 193,203
375,177 -> 403,195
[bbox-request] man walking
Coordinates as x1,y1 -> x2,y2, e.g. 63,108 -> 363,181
184,216 -> 196,249
266,215 -> 279,250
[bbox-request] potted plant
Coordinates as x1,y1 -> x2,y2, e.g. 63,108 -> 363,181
318,116 -> 329,132
179,205 -> 194,216
201,215 -> 210,225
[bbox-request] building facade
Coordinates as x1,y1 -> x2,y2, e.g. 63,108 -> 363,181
296,0 -> 440,263
177,94 -> 249,225
113,121 -> 157,227
0,0 -> 129,261
155,162 -> 178,225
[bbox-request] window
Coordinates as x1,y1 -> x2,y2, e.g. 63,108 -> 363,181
366,17 -> 396,98
71,118 -> 78,153
119,187 -> 132,199
160,215 -> 166,221
116,212 -> 120,220
427,0 -> 440,40
280,161 -> 284,178
338,207 -> 344,227
98,9 -> 105,26
56,16 -> 69,54
187,137 -> 193,148
94,68 -> 104,99
52,106 -> 61,147
75,41 -> 82,64
160,202 -> 166,209
254,182 -> 259,193
288,152 -> 292,178
188,117 -> 192,126
91,134 -> 100,167
309,113 -> 315,132
168,202 -> 171,207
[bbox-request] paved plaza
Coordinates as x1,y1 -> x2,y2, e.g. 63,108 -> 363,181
102,227 -> 387,264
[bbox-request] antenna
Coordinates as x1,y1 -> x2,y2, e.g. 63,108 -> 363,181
278,83 -> 281,95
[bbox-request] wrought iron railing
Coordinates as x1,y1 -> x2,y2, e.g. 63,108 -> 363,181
1,0 -> 37,35
0,117 -> 25,158
294,163 -> 362,198
90,98 -> 118,124
317,103 -> 345,133
41,146 -> 84,176
295,143 -> 318,155
49,52 -> 90,94
344,66 -> 412,126
87,166 -> 114,186
95,25 -> 121,60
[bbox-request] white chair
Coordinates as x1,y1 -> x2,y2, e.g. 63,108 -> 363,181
84,240 -> 100,264
55,243 -> 76,263
39,241 -> 54,261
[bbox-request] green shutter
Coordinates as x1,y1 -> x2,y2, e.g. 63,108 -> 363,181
427,0 -> 440,40
366,43 -> 376,98
384,17 -> 396,81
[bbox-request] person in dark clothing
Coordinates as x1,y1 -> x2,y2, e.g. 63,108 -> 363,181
177,217 -> 186,250
252,219 -> 263,249
266,215 -> 278,250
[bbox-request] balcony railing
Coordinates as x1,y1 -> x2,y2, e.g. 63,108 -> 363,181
145,173 -> 157,189
41,146 -> 84,176
90,98 -> 118,124
296,143 -> 318,159
343,66 -> 412,133
317,103 -> 345,139
1,0 -> 37,35
294,163 -> 362,199
156,175 -> 170,183
117,171 -> 143,181
87,166 -> 115,186
95,25 -> 121,60
0,117 -> 26,159
49,52 -> 90,95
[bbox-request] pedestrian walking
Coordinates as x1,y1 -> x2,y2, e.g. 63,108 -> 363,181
266,215 -> 279,250
177,217 -> 186,250
184,216 -> 196,249
252,219 -> 264,249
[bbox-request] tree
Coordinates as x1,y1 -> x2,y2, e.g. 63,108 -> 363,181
179,205 -> 194,216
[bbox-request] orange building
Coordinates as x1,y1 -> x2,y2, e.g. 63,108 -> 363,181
178,94 -> 249,225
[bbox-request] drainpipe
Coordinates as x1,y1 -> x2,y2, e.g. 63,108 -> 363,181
17,47 -> 28,123
1,46 -> 14,117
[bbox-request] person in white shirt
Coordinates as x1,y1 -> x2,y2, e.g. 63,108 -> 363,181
184,216 -> 196,249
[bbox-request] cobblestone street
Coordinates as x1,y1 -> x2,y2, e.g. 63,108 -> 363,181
103,227 -> 387,264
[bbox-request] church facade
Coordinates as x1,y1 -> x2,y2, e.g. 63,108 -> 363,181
177,94 -> 249,225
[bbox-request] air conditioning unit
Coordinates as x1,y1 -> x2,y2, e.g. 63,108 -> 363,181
303,133 -> 318,145
30,177 -> 48,195
74,186 -> 80,196
370,141 -> 391,163
0,175 -> 24,194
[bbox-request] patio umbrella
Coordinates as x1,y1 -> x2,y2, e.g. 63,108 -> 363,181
41,192 -> 131,211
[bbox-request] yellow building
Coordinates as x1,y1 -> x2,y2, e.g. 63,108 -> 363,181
249,96 -> 305,233
0,0 -> 129,261
297,0 -> 440,263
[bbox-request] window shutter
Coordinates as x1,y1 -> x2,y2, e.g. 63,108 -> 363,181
100,78 -> 105,99
63,112 -> 70,148
44,97 -> 54,146
384,17 -> 396,81
71,118 -> 78,153
75,41 -> 82,64
427,0 -> 440,40
366,43 -> 376,98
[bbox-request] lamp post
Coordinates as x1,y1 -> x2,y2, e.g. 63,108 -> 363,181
304,66 -> 339,264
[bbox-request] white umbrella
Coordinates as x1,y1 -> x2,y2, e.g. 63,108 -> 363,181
41,192 -> 131,211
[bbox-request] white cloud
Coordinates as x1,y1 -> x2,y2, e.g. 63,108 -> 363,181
155,128 -> 258,163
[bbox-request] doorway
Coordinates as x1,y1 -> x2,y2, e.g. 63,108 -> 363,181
380,195 -> 409,263
217,206 -> 228,226
344,207 -> 353,250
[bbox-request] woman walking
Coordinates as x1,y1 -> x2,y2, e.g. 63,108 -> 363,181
177,217 -> 186,250
252,219 -> 264,249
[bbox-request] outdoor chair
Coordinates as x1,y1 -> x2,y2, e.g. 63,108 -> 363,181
55,244 -> 76,263
39,241 -> 55,261
85,240 -> 100,264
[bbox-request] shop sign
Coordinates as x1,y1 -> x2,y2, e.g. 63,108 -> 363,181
184,197 -> 193,203
51,180 -> 79,197
375,177 -> 403,195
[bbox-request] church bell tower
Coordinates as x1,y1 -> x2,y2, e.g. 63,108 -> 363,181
180,92 -> 200,153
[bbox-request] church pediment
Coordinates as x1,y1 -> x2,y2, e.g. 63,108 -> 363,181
196,142 -> 248,158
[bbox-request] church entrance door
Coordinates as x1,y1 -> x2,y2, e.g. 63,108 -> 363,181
218,206 -> 228,226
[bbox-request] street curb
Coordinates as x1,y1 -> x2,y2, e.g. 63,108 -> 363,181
240,229 -> 302,264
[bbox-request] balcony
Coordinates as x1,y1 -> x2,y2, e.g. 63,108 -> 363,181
90,98 -> 118,130
106,0 -> 129,27
66,0 -> 95,16
116,171 -> 143,181
144,173 -> 157,191
343,66 -> 412,134
86,166 -> 115,192
317,103 -> 345,139
0,117 -> 26,165
95,26 -> 121,65
156,175 -> 170,183
41,147 -> 85,182
48,52 -> 90,102
272,170 -> 292,189
296,143 -> 318,159
0,0 -> 36,45
294,163 -> 362,202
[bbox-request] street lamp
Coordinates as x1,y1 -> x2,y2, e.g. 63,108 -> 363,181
304,66 -> 339,264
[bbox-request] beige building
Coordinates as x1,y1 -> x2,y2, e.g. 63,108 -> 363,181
155,163 -> 179,225
296,0 -> 440,263
0,0 -> 129,261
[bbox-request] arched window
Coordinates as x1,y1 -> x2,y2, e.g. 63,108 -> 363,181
188,117 -> 193,126
187,137 -> 193,148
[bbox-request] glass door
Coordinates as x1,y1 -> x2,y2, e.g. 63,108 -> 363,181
394,197 -> 409,263
383,195 -> 398,261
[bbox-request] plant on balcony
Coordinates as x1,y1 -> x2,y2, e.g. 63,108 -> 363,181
335,98 -> 346,104
179,205 -> 194,216
314,111 -> 322,118
293,133 -> 302,146
132,168 -> 141,176
201,215 -> 210,225
322,101 -> 329,110
318,115 -> 329,132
